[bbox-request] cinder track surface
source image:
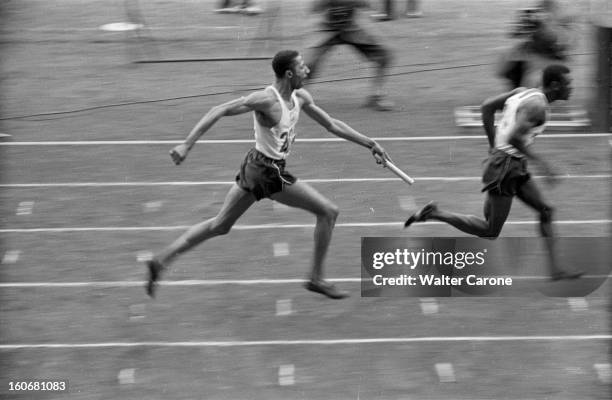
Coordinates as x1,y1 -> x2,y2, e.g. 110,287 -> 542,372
0,1 -> 610,399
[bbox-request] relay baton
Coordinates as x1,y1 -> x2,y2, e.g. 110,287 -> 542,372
384,159 -> 415,185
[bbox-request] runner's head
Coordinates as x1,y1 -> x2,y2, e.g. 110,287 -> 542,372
272,50 -> 310,89
542,64 -> 571,101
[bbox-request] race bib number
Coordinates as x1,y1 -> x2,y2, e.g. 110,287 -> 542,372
279,130 -> 294,154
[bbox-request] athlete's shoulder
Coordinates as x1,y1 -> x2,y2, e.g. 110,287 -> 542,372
294,88 -> 314,105
517,88 -> 547,107
510,87 -> 529,96
499,87 -> 529,102
483,87 -> 524,110
244,87 -> 278,110
516,97 -> 547,127
514,87 -> 546,99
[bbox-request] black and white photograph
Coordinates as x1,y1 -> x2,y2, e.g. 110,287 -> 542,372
1,0 -> 610,398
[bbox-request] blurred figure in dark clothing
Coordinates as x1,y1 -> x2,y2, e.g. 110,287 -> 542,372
307,0 -> 395,111
498,0 -> 574,89
371,0 -> 422,21
214,0 -> 262,15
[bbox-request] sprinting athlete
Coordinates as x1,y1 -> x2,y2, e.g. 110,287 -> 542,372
405,64 -> 583,280
498,0 -> 573,89
146,49 -> 391,299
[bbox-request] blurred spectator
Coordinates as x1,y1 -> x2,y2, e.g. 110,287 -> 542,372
371,0 -> 394,21
371,0 -> 422,21
214,0 -> 263,15
405,0 -> 422,18
307,0 -> 395,111
498,0 -> 575,89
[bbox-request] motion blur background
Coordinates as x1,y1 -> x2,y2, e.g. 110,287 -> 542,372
0,1 -> 610,399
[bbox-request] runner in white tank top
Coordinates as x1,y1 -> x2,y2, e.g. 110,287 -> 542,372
254,86 -> 300,160
405,65 -> 582,281
146,50 -> 392,299
495,88 -> 547,157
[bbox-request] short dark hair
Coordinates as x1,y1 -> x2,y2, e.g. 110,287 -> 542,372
542,64 -> 570,87
272,50 -> 299,78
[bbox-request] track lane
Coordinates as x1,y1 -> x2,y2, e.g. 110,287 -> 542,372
3,138 -> 609,183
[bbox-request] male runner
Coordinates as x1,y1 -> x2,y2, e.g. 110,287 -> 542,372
307,0 -> 394,111
146,50 -> 390,299
405,64 -> 583,280
499,0 -> 573,89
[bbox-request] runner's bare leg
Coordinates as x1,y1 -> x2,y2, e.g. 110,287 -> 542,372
428,193 -> 513,238
156,184 -> 256,266
271,181 -> 339,281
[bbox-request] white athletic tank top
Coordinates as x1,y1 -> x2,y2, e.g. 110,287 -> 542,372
253,86 -> 300,160
495,88 -> 547,157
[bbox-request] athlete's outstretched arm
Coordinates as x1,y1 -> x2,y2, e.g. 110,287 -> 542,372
481,88 -> 522,148
299,89 -> 388,163
170,91 -> 269,165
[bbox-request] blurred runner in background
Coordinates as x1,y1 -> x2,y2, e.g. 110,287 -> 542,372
498,0 -> 575,89
371,0 -> 423,20
214,0 -> 263,15
307,0 -> 395,111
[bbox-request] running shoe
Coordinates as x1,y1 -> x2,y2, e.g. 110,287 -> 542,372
304,280 -> 349,299
404,201 -> 437,228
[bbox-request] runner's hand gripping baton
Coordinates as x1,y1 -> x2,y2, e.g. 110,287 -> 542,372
382,157 -> 415,185
372,149 -> 415,185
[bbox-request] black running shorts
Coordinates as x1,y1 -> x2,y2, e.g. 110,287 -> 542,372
481,149 -> 531,196
235,148 -> 297,201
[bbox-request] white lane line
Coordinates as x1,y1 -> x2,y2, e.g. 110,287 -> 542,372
1,175 -> 609,188
14,25 -> 249,33
1,335 -> 610,349
0,219 -> 609,233
99,22 -> 142,32
0,278 -> 310,288
1,133 -> 610,146
0,279 -> 322,288
2,275 -> 610,288
0,279 -> 342,288
1,181 -> 242,188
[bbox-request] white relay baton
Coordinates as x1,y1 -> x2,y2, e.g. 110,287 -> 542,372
384,159 -> 415,185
